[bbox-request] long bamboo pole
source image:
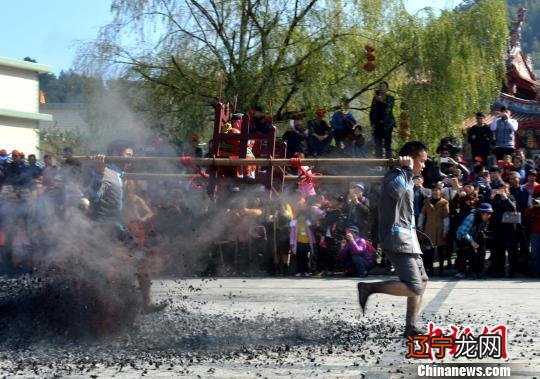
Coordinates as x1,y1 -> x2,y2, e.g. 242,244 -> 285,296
124,173 -> 384,182
74,156 -> 397,167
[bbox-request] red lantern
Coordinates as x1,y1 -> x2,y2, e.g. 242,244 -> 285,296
366,53 -> 375,61
364,44 -> 375,53
400,129 -> 411,139
400,111 -> 409,121
363,62 -> 375,72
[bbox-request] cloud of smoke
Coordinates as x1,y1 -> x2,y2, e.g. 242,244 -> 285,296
1,83 -> 385,339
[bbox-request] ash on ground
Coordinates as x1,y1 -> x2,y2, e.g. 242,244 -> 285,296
0,277 -> 400,378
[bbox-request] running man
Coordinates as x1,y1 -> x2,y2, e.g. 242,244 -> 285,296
357,141 -> 429,337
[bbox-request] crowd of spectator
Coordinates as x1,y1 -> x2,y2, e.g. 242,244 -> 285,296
1,99 -> 539,281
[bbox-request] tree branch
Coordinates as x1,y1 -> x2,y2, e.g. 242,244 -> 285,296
344,59 -> 410,104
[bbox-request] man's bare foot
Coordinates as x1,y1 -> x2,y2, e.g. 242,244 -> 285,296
403,325 -> 423,338
143,302 -> 167,314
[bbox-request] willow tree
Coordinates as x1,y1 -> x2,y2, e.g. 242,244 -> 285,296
78,0 -> 508,147
398,0 -> 508,149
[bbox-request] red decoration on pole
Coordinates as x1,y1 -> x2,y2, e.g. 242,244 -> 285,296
399,104 -> 411,140
363,62 -> 375,72
363,44 -> 376,72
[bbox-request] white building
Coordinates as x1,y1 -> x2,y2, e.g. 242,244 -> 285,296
0,56 -> 53,157
39,102 -> 90,131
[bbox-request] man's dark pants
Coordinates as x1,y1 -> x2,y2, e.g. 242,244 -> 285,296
384,251 -> 428,295
374,128 -> 393,158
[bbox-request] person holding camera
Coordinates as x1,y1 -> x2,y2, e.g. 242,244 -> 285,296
467,112 -> 493,166
338,226 -> 376,277
489,183 -> 519,277
490,106 -> 518,161
342,183 -> 370,239
524,191 -> 540,276
456,203 -> 494,279
369,82 -> 396,158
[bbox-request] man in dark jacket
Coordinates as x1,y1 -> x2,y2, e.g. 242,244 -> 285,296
508,171 -> 531,273
369,82 -> 396,158
357,141 -> 429,337
489,185 -> 518,277
282,122 -> 307,158
7,150 -> 26,188
307,109 -> 332,156
467,112 -> 492,165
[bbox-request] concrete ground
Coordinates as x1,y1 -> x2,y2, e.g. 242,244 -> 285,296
1,276 -> 539,378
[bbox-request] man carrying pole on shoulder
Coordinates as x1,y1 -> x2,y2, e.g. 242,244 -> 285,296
357,141 -> 429,338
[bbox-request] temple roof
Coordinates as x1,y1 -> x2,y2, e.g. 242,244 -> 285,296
504,8 -> 539,101
463,94 -> 540,128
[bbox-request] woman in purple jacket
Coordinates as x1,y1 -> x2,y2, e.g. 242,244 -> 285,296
339,226 -> 376,277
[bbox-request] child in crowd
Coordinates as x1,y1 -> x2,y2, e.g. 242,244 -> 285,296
289,195 -> 316,277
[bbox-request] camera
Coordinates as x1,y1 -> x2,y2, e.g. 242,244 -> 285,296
479,224 -> 493,240
440,157 -> 449,163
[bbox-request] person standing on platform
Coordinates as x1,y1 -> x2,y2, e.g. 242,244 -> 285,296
467,112 -> 492,166
490,106 -> 518,161
370,82 -> 396,158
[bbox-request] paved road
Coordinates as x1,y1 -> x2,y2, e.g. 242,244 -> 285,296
150,276 -> 540,378
1,276 -> 539,378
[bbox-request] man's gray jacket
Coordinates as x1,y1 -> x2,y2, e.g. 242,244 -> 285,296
378,166 -> 422,255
